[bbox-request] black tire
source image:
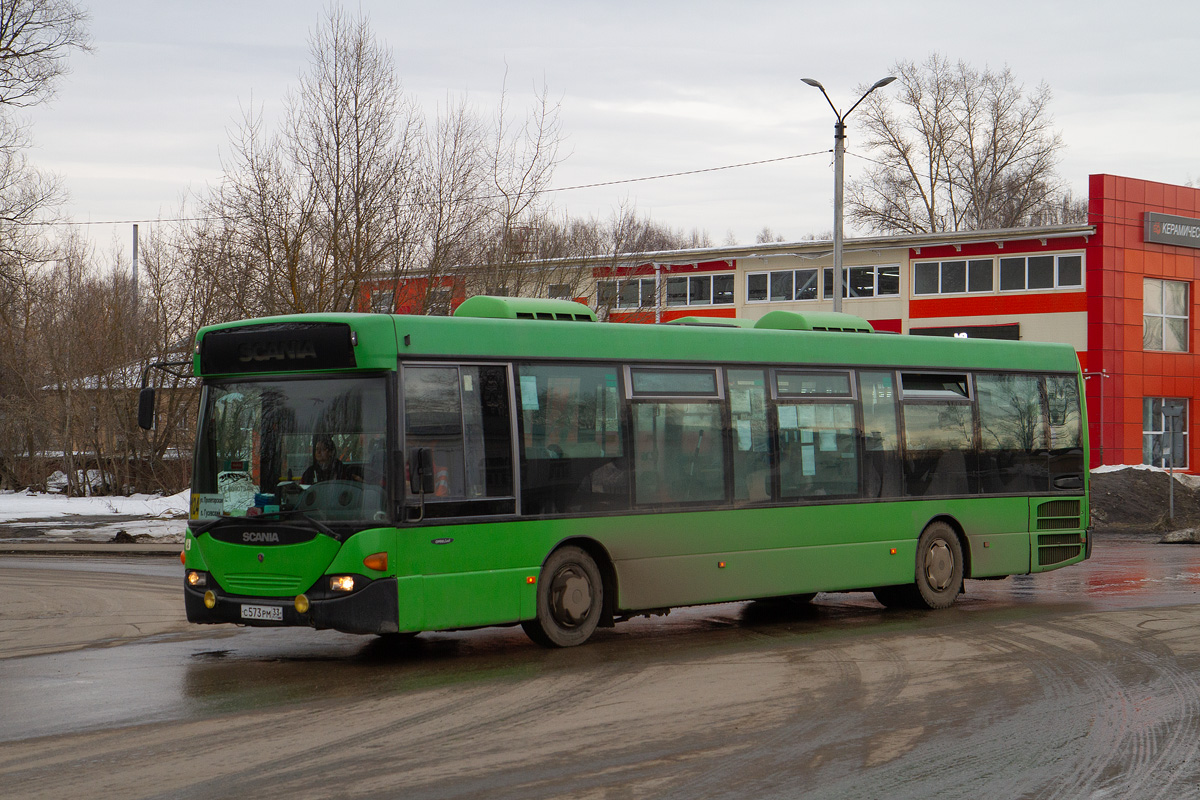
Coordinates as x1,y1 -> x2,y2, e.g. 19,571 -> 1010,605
522,546 -> 603,648
911,521 -> 963,609
874,522 -> 963,609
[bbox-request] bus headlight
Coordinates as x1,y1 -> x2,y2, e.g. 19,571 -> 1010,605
203,591 -> 217,609
330,575 -> 355,593
186,570 -> 207,587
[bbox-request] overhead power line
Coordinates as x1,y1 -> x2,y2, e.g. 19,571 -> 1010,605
26,150 -> 834,228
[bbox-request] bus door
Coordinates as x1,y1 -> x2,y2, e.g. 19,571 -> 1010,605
401,363 -> 516,519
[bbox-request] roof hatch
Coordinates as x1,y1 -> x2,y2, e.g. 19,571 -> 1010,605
453,296 -> 597,322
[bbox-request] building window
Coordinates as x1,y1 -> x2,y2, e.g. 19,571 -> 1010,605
666,274 -> 734,306
747,269 -> 817,302
913,259 -> 993,295
369,289 -> 394,314
998,254 -> 1084,291
548,284 -> 572,300
1144,398 -> 1188,468
823,265 -> 900,298
748,266 -> 897,303
597,278 -> 656,309
1144,278 -> 1189,352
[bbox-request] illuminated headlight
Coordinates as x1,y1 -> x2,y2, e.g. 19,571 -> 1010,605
330,575 -> 356,593
186,570 -> 207,587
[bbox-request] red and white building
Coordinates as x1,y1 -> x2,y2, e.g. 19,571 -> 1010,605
362,174 -> 1200,473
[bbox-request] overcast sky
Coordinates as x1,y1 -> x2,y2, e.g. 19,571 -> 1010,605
24,0 -> 1200,261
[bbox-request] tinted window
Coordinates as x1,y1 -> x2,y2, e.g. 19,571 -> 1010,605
517,364 -> 626,515
778,401 -> 859,499
914,263 -> 939,295
860,371 -> 902,498
976,373 -> 1047,493
968,260 -> 993,292
747,273 -> 767,302
1058,256 -> 1082,287
903,400 -> 974,497
405,365 -> 514,517
729,369 -> 770,502
777,371 -> 852,397
941,260 -> 966,293
770,271 -> 794,301
796,269 -> 819,300
633,402 -> 725,505
713,274 -> 735,304
1028,256 -> 1055,289
1000,258 -> 1026,290
630,368 -> 719,397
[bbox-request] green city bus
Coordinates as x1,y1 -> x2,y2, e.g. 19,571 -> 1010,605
157,296 -> 1090,647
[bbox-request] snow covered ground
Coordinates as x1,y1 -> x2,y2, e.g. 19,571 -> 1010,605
0,490 -> 190,542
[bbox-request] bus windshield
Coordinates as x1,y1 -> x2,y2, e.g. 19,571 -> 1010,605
192,376 -> 388,521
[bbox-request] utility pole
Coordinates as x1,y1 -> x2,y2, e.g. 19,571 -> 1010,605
132,223 -> 139,308
801,76 -> 897,313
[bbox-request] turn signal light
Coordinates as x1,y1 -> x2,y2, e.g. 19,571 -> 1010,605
179,550 -> 186,565
363,552 -> 388,572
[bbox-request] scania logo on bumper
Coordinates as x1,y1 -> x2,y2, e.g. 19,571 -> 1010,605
243,531 -> 281,543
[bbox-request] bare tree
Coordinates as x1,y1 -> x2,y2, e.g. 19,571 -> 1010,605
198,7 -> 421,317
755,226 -> 785,243
846,54 -> 1078,234
0,0 -> 91,108
0,0 -> 88,289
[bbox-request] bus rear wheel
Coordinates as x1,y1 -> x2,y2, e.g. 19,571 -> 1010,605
522,546 -> 603,648
913,521 -> 963,609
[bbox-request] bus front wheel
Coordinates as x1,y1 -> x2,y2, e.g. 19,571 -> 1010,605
522,546 -> 603,648
874,522 -> 963,610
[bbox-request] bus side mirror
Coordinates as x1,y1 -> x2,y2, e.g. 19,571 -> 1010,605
410,448 -> 434,494
137,387 -> 156,430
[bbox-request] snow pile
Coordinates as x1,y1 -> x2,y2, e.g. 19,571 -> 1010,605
0,489 -> 190,542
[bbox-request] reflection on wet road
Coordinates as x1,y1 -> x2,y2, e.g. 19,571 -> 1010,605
3,532 -> 1200,799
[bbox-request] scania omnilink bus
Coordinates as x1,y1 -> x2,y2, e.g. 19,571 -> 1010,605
146,296 -> 1090,647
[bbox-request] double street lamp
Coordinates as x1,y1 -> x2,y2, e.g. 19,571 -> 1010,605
801,76 -> 896,313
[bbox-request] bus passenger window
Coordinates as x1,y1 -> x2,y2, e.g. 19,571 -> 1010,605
728,369 -> 769,502
633,403 -> 724,505
859,371 -> 902,498
976,373 -> 1047,493
902,401 -> 974,497
777,401 -> 859,499
517,364 -> 627,515
1046,374 -> 1084,490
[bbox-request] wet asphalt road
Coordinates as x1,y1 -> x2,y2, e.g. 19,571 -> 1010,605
2,532 -> 1200,799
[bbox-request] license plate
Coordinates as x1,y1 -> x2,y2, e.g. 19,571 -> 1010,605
240,604 -> 283,622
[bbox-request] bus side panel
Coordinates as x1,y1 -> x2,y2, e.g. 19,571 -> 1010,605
419,569 -> 528,630
615,542 -> 917,609
956,496 -> 1033,578
399,522 -> 542,631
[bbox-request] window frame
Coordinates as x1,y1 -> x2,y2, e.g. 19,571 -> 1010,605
1143,277 -> 1190,353
998,253 -> 1085,292
1143,397 -> 1189,469
912,259 -> 995,296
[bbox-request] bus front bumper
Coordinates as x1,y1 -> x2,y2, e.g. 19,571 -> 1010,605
184,576 -> 400,635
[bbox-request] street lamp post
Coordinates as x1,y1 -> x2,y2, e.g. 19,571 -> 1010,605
801,76 -> 896,313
